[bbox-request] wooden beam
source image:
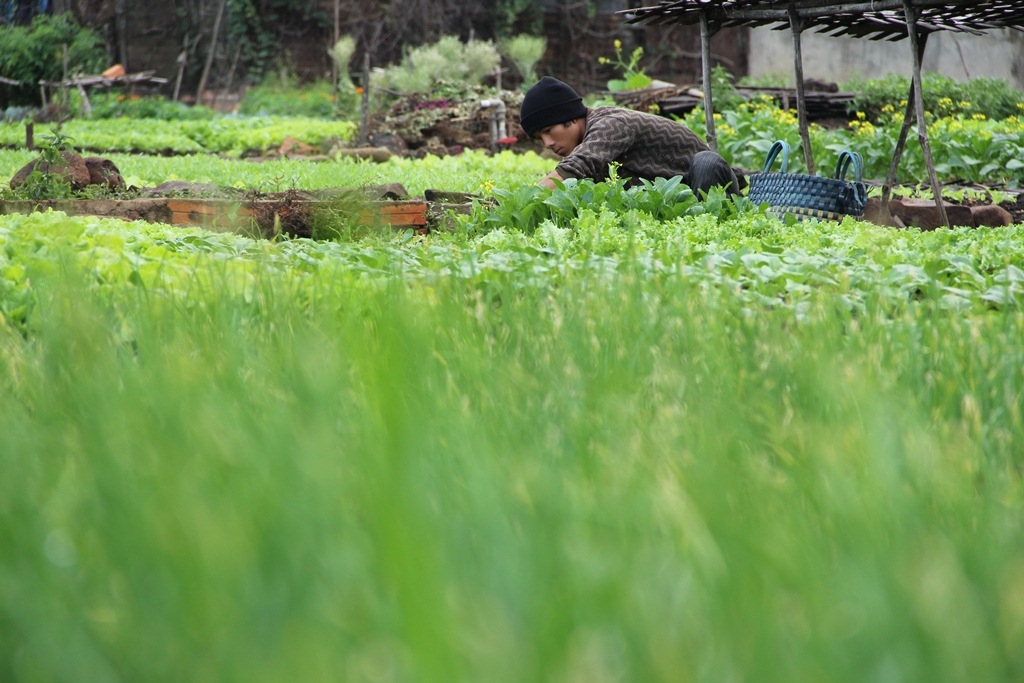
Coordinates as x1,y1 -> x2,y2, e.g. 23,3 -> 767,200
789,7 -> 814,174
903,0 -> 949,227
196,0 -> 227,104
700,11 -> 717,152
881,32 -> 928,223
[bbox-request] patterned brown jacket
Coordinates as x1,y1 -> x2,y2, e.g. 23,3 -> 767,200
555,106 -> 711,186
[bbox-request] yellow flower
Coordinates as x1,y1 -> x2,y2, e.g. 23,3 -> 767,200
613,39 -> 622,50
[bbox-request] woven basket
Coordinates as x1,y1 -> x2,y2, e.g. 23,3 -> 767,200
748,140 -> 867,221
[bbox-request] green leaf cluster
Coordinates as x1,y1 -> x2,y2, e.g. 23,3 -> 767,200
0,13 -> 107,106
220,0 -> 330,85
377,36 -> 501,95
238,79 -> 349,118
848,72 -> 1024,124
85,93 -> 217,121
500,34 -> 546,90
682,97 -> 1024,187
2,203 -> 1024,683
8,129 -> 76,200
0,116 -> 356,157
599,40 -> 652,92
477,175 -> 743,234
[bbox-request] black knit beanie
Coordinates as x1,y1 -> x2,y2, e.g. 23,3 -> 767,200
519,76 -> 588,136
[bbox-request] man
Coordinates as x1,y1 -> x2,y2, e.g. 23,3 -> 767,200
519,76 -> 739,195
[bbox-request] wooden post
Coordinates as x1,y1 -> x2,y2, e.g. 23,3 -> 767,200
173,35 -> 188,102
60,45 -> 68,110
197,0 -> 227,105
359,51 -> 371,146
881,32 -> 929,224
903,0 -> 949,228
699,11 -> 717,152
115,0 -> 128,68
25,122 -> 34,151
77,82 -> 92,118
332,0 -> 340,97
789,7 -> 814,175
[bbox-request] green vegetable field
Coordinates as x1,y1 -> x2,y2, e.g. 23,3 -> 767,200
1,149 -> 1023,682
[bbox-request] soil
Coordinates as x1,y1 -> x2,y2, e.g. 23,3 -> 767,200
998,196 -> 1024,224
364,84 -> 532,158
248,189 -> 315,238
956,191 -> 1024,225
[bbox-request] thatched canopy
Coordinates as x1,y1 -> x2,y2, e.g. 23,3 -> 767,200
625,1 -> 1024,40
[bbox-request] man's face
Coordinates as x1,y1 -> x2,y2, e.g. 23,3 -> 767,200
535,119 -> 585,157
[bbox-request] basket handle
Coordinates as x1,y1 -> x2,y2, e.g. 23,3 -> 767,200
761,140 -> 791,174
834,150 -> 864,183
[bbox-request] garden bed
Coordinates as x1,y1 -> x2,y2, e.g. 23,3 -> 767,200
0,189 -> 478,238
0,195 -> 428,234
0,158 -> 482,237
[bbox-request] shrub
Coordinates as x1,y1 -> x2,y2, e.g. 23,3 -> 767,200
328,35 -> 360,115
376,36 -> 501,95
500,34 -> 546,90
7,128 -> 77,200
0,13 -> 108,106
847,72 -> 1024,123
709,64 -> 746,113
84,92 -> 217,120
238,76 -> 343,118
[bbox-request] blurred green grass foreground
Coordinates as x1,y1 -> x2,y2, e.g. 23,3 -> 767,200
1,209 -> 1023,683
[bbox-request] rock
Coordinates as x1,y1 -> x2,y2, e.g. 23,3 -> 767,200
279,136 -> 319,156
334,147 -> 393,163
139,181 -> 247,198
424,189 -> 481,203
864,197 -> 1016,229
83,156 -> 126,190
863,197 -> 900,227
804,78 -> 839,93
364,183 -> 408,200
971,204 -> 1013,227
365,133 -> 407,155
9,151 -> 91,191
874,198 -> 974,230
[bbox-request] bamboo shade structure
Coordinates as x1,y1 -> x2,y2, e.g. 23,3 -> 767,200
623,1 -> 1024,227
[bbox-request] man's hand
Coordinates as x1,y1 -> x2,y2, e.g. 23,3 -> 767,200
538,170 -> 564,190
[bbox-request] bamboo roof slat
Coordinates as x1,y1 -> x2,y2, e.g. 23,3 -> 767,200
624,1 -> 1024,40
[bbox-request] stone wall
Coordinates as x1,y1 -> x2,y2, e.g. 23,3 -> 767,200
748,27 -> 1024,91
